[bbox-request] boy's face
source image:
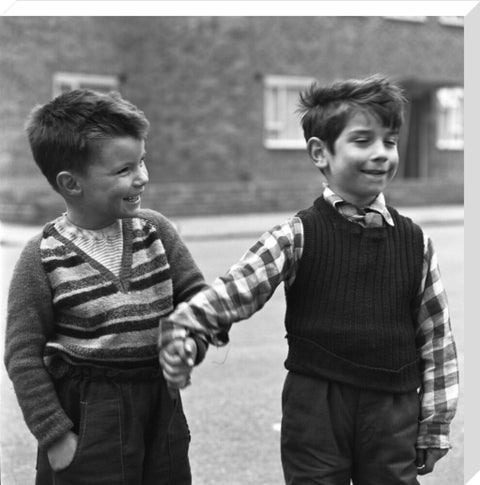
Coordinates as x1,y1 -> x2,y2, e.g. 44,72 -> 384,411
74,136 -> 148,229
313,111 -> 399,207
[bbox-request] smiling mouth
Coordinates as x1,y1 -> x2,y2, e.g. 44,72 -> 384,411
124,195 -> 141,203
362,170 -> 387,176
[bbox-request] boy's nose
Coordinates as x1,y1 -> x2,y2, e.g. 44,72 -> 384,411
134,165 -> 149,186
371,141 -> 388,161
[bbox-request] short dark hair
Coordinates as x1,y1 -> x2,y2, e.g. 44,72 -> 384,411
298,74 -> 407,153
25,89 -> 150,190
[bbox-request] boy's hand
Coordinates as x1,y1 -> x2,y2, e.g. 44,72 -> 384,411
415,448 -> 448,475
47,430 -> 78,472
159,337 -> 197,390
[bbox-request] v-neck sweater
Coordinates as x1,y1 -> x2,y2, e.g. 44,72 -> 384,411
55,216 -> 124,277
5,209 -> 206,448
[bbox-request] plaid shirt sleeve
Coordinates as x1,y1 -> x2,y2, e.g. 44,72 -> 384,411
158,217 -> 304,348
415,232 -> 459,449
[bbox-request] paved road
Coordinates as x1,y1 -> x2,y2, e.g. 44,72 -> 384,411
0,210 -> 464,484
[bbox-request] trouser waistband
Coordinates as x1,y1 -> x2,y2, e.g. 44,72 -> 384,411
62,363 -> 163,382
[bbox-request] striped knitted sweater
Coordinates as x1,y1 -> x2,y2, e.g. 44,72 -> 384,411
4,209 -> 206,448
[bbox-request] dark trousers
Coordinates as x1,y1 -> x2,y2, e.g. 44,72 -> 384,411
35,366 -> 191,485
281,372 -> 420,485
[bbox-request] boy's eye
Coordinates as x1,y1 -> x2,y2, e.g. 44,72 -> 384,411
116,159 -> 146,175
385,138 -> 398,147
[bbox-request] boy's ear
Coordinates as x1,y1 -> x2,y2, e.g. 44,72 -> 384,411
56,171 -> 82,197
307,137 -> 329,171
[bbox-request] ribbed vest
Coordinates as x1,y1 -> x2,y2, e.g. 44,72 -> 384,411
284,196 -> 424,392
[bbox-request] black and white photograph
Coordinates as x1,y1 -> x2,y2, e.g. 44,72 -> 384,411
0,4 -> 466,485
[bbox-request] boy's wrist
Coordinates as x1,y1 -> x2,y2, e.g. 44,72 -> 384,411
158,318 -> 187,350
188,333 -> 208,365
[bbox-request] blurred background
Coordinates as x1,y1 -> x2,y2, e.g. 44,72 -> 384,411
0,16 -> 464,223
0,16 -> 464,485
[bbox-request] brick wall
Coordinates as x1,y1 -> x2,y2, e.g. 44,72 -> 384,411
0,17 -> 464,224
0,175 -> 463,225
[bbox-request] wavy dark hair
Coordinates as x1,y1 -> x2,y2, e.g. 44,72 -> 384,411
298,74 -> 407,153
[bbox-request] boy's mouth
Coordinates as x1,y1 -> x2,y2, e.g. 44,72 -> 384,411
124,195 -> 141,203
362,169 -> 387,176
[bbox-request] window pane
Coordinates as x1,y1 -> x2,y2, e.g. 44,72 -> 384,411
79,82 -> 116,93
284,88 -> 304,140
436,87 -> 464,150
439,16 -> 464,27
52,72 -> 118,98
264,86 -> 283,140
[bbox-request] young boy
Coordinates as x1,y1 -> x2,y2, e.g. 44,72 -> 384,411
158,74 -> 459,484
4,89 -> 206,484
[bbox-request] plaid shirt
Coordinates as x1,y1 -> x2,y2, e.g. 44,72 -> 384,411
160,189 -> 459,449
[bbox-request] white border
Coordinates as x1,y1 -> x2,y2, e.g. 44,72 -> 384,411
1,1 -> 478,17
465,2 -> 478,484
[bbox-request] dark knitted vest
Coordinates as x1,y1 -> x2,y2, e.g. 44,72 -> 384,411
284,196 -> 424,393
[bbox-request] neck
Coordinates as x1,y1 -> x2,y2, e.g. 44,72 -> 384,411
65,208 -> 117,230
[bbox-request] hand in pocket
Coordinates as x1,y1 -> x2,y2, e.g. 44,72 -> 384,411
47,430 -> 79,471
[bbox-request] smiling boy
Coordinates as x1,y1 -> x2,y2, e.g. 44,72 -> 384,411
4,89 -> 207,484
308,110 -> 399,207
62,135 -> 149,229
158,74 -> 459,484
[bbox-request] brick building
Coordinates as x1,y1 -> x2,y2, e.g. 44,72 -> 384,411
0,16 -> 464,223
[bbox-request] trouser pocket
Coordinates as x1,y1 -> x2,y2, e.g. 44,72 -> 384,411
54,397 -> 124,485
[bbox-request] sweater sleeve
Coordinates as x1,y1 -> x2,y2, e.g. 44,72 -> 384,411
140,209 -> 209,364
4,234 -> 74,449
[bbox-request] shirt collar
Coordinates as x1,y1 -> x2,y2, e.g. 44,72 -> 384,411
322,185 -> 395,226
57,213 -> 123,241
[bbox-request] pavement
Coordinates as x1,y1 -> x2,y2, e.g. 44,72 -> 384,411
0,204 -> 465,246
0,205 -> 464,485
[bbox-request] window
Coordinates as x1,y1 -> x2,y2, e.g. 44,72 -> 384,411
264,75 -> 315,149
439,16 -> 464,27
436,87 -> 464,150
383,16 -> 426,23
52,72 -> 119,98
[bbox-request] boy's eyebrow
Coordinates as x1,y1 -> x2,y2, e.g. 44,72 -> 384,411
347,128 -> 399,136
348,129 -> 373,135
127,151 -> 147,162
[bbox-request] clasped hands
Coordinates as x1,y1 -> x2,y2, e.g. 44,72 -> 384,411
159,336 -> 197,390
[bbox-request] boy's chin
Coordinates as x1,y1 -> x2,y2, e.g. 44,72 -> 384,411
121,206 -> 142,219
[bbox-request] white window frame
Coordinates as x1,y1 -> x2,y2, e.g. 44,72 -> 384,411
383,16 -> 427,23
52,72 -> 119,98
435,87 -> 464,151
438,16 -> 464,27
263,75 -> 316,150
